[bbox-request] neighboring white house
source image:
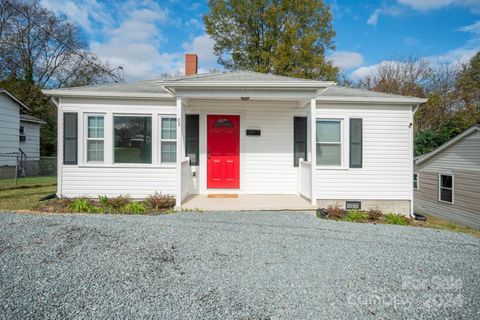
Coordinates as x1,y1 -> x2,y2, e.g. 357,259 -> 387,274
0,89 -> 45,177
43,54 -> 427,215
414,125 -> 480,229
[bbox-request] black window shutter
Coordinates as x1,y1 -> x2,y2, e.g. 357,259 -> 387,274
63,112 -> 78,165
350,118 -> 363,168
185,114 -> 199,166
293,117 -> 307,167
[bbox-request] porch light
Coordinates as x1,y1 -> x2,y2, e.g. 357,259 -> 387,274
240,97 -> 250,101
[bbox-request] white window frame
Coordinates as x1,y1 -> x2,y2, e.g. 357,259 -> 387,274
84,114 -> 105,163
438,174 -> 454,204
316,118 -> 344,168
159,116 -> 177,164
413,173 -> 419,190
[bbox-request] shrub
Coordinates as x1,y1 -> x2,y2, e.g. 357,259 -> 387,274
107,195 -> 132,211
146,192 -> 176,211
368,209 -> 383,221
385,213 -> 410,225
122,202 -> 146,214
325,204 -> 345,220
344,210 -> 369,222
69,198 -> 98,213
98,195 -> 109,206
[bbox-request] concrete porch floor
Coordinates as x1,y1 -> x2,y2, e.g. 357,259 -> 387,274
181,194 -> 317,211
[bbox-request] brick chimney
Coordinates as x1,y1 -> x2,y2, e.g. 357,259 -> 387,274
185,53 -> 198,76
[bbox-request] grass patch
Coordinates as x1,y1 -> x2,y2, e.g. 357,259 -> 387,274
0,185 -> 56,211
384,213 -> 410,225
0,176 -> 56,190
414,215 -> 480,237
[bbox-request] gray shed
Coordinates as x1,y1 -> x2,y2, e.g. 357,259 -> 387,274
414,125 -> 480,229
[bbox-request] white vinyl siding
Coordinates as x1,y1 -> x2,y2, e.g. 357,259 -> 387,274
315,104 -> 412,200
0,94 -> 20,165
18,121 -> 41,158
59,98 -> 177,198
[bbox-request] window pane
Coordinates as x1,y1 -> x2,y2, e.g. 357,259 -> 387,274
440,188 -> 452,203
441,175 -> 452,188
161,142 -> 177,163
114,116 -> 152,163
317,120 -> 340,142
317,144 -> 341,165
87,140 -> 104,162
294,117 -> 307,167
88,116 -> 104,138
161,118 -> 176,140
186,115 -> 199,166
64,113 -> 77,164
350,144 -> 362,168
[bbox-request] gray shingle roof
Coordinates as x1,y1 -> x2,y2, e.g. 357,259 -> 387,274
20,114 -> 46,124
319,86 -> 424,100
56,79 -> 169,94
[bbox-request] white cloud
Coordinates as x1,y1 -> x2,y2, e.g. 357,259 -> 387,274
328,51 -> 364,70
367,6 -> 405,26
458,20 -> 480,34
351,63 -> 383,80
182,34 -> 217,73
397,0 -> 480,13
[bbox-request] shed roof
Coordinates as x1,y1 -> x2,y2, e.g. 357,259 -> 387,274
415,124 -> 480,165
20,114 -> 46,124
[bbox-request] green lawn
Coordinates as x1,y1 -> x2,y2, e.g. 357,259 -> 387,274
0,176 -> 56,190
0,185 -> 56,211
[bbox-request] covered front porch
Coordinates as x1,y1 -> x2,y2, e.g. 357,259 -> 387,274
171,88 -> 321,209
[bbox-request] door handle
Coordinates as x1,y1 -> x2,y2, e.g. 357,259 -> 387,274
207,151 -> 211,159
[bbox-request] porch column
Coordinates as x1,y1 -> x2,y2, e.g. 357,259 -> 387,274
175,97 -> 183,208
310,98 -> 316,205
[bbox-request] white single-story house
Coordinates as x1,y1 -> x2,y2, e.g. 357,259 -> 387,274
43,54 -> 427,215
0,88 -> 45,177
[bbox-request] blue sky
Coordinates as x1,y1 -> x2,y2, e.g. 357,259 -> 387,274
41,0 -> 480,81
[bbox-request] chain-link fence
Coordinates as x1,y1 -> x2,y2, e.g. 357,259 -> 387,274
0,153 -> 57,190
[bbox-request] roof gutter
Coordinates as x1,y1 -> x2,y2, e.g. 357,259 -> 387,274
159,81 -> 335,89
42,89 -> 174,99
315,96 -> 428,105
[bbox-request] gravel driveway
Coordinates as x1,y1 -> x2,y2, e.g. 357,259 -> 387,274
1,211 -> 479,319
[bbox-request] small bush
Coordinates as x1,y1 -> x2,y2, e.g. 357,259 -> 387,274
385,213 -> 410,225
368,209 -> 383,221
108,195 -> 132,211
344,210 -> 369,222
325,204 -> 345,220
98,195 -> 109,206
122,202 -> 146,214
69,198 -> 98,213
146,192 -> 175,211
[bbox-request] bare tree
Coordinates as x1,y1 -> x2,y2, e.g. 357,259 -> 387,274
0,0 -> 118,89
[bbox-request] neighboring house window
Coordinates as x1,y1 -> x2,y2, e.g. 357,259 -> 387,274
413,173 -> 418,190
349,118 -> 362,168
293,117 -> 307,167
19,126 -> 26,142
86,115 -> 104,162
439,174 -> 453,204
114,116 -> 152,163
316,119 -> 342,166
64,113 -> 78,165
185,114 -> 199,166
160,117 -> 177,163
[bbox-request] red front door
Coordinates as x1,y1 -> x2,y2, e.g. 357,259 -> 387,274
207,115 -> 240,189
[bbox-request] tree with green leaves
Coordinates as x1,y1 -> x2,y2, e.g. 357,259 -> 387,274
204,0 -> 338,80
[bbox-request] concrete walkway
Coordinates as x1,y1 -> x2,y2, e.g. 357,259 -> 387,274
181,194 -> 316,211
